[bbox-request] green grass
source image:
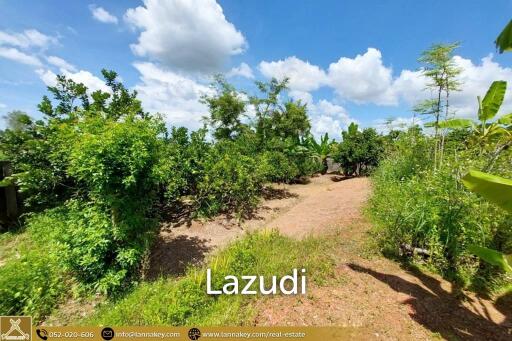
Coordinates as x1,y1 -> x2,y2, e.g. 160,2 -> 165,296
85,229 -> 337,326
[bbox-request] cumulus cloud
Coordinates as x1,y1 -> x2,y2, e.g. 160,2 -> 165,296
37,68 -> 109,93
89,5 -> 118,24
227,62 -> 254,79
46,55 -> 77,72
0,47 -> 42,67
327,48 -> 396,105
309,99 -> 357,139
259,56 -> 326,92
132,62 -> 212,129
450,55 -> 512,117
390,54 -> 512,118
258,50 -> 397,105
0,29 -> 57,49
124,0 -> 246,73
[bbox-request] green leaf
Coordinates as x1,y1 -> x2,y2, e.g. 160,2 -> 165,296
468,245 -> 512,273
423,121 -> 437,128
497,113 -> 512,125
437,119 -> 474,129
462,170 -> 512,212
496,20 -> 512,53
0,177 -> 14,188
480,81 -> 507,121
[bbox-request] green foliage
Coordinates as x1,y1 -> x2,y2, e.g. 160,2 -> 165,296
0,210 -> 68,320
86,230 -> 336,326
480,81 -> 507,121
462,170 -> 512,212
195,141 -> 266,217
202,75 -> 248,141
468,245 -> 512,273
369,123 -> 512,289
334,123 -> 383,176
495,20 -> 512,53
0,72 -> 165,296
0,249 -> 65,320
258,150 -> 300,183
305,133 -> 333,174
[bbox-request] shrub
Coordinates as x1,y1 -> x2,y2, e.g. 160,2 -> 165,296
368,130 -> 512,287
335,123 -> 384,176
258,150 -> 299,183
62,116 -> 164,293
195,142 -> 266,217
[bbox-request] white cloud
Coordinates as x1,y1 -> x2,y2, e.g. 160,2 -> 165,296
0,47 -> 42,67
289,93 -> 354,139
0,29 -> 57,49
310,99 -> 357,139
46,55 -> 77,72
227,62 -> 254,79
311,115 -> 343,139
132,62 -> 212,129
327,48 -> 396,105
391,69 -> 428,105
259,56 -> 326,92
373,116 -> 421,134
37,68 -> 109,93
89,5 -> 118,24
391,54 -> 512,119
125,0 -> 246,73
0,102 -> 6,109
450,55 -> 512,118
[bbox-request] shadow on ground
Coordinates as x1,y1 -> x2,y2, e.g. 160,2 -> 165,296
348,263 -> 512,340
146,235 -> 211,280
261,186 -> 299,200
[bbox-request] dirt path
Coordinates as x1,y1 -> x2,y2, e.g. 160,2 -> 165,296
150,174 -> 511,340
148,175 -> 370,277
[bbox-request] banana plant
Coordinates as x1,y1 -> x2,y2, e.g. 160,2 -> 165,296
462,170 -> 512,273
460,20 -> 512,274
437,81 -> 511,140
436,80 -> 512,170
305,132 -> 333,174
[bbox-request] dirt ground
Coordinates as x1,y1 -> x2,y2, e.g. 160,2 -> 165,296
151,174 -> 512,340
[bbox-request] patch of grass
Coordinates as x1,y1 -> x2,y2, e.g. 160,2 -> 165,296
85,230 -> 337,326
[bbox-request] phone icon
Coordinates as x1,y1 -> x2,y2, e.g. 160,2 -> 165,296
36,328 -> 48,340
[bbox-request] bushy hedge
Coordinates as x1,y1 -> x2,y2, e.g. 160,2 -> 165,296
0,72 -> 328,319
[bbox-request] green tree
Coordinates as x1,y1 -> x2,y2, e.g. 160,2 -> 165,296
335,123 -> 383,176
2,110 -> 33,131
416,42 -> 462,168
202,75 -> 248,141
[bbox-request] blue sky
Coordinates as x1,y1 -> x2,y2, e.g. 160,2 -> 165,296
1,0 -> 512,137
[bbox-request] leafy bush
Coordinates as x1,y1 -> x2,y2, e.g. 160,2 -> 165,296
335,123 -> 384,176
369,129 -> 512,287
258,150 -> 300,183
195,142 -> 266,217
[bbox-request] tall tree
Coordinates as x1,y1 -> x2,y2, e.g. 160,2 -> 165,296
417,42 -> 462,168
